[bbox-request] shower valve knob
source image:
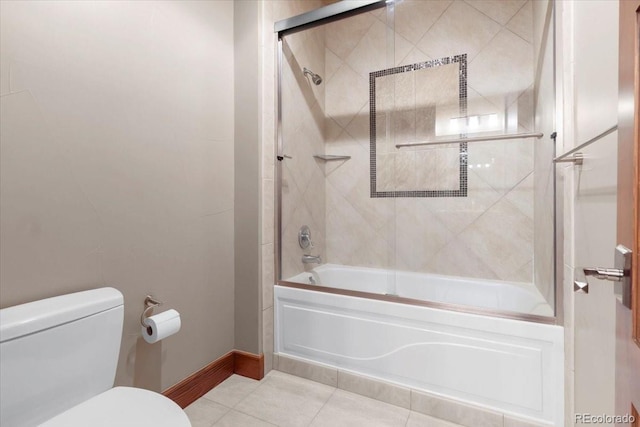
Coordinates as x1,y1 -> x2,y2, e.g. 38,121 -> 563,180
298,225 -> 312,249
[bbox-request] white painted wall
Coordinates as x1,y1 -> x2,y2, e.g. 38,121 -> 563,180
560,1 -> 619,425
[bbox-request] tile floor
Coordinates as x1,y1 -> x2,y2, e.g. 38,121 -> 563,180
185,371 -> 463,427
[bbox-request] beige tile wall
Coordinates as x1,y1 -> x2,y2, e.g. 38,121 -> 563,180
323,1 -> 538,284
260,0 -> 326,375
280,25 -> 327,280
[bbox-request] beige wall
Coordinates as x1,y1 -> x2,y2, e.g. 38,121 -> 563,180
235,0 -> 262,355
0,0 -> 235,391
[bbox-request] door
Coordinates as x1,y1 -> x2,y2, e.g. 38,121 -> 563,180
615,1 -> 640,425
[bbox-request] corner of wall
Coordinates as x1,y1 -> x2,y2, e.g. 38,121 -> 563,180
234,0 -> 262,355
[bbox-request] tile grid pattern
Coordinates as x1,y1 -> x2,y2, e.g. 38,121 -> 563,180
185,371 -> 546,427
274,354 -> 550,427
369,55 -> 468,197
184,372 -> 427,427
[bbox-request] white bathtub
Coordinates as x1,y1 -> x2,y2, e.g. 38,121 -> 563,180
288,264 -> 554,317
276,264 -> 564,425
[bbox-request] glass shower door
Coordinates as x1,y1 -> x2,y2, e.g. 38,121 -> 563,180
277,0 -> 556,319
278,2 -> 398,295
387,0 -> 555,317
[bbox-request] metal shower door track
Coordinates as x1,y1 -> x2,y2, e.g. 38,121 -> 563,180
274,0 -> 385,36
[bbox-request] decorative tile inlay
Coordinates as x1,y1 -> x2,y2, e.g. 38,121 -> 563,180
369,55 -> 468,198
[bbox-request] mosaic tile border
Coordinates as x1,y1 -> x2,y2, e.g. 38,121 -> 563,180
369,54 -> 468,198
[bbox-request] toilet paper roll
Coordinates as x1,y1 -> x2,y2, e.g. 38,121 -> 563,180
142,309 -> 181,344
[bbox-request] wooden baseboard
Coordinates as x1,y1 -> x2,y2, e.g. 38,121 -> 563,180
163,350 -> 264,408
234,350 -> 264,380
163,351 -> 235,408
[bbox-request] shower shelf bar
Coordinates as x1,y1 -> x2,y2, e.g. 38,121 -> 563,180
552,125 -> 618,165
313,154 -> 351,161
395,132 -> 544,149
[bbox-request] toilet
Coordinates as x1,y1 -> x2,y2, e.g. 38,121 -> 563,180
0,287 -> 191,427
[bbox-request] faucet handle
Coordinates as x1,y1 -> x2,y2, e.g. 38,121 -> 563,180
298,225 -> 312,249
301,254 -> 322,264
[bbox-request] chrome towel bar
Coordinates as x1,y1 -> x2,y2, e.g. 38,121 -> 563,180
395,132 -> 544,149
553,125 -> 618,165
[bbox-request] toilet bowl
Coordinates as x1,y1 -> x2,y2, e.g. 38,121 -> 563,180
0,287 -> 191,427
40,387 -> 189,427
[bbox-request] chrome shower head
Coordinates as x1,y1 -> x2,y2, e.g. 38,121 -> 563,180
303,67 -> 323,85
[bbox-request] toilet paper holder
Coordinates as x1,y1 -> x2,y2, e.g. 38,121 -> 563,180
140,295 -> 162,330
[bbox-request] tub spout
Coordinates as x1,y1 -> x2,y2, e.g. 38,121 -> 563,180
302,254 -> 322,264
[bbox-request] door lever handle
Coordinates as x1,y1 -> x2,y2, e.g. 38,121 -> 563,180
583,267 -> 625,281
575,245 -> 633,309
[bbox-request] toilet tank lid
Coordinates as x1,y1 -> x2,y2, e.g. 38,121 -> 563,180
0,287 -> 124,343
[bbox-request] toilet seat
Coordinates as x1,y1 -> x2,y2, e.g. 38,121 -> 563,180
39,386 -> 191,427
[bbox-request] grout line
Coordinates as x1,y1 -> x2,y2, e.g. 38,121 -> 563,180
233,375 -> 269,411
427,0 -> 456,37
420,169 -> 530,279
503,0 -> 532,44
342,101 -> 374,151
452,167 -> 530,240
463,0 -> 528,67
185,396 -> 232,427
307,387 -> 337,427
410,0 -> 457,58
197,391 -> 232,407
212,406 -> 232,427
274,365 -> 511,427
402,408 -> 411,427
463,0 -> 514,28
214,409 -> 279,427
325,177 -> 387,251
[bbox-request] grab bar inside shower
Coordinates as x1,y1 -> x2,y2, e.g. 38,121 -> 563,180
394,132 -> 544,149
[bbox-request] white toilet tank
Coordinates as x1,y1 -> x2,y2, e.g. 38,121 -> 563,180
0,287 -> 124,427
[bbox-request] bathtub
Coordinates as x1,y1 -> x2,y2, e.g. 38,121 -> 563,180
275,264 -> 564,425
287,264 -> 554,317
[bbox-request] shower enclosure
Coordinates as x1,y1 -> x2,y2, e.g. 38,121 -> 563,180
274,1 -> 563,425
